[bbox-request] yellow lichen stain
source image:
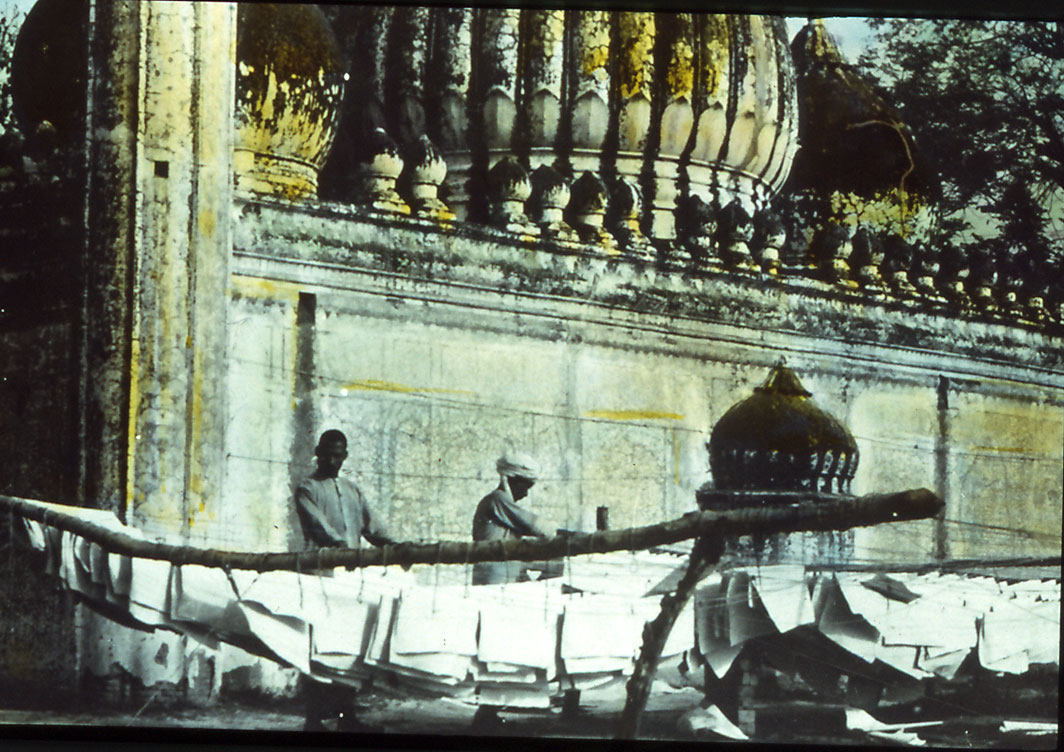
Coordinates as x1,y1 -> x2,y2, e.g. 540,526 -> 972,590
618,13 -> 655,100
342,379 -> 474,396
700,15 -> 730,102
971,445 -> 1040,455
126,338 -> 141,508
829,187 -> 927,239
585,409 -> 685,421
198,208 -> 216,240
666,32 -> 695,101
230,275 -> 303,304
187,369 -> 206,500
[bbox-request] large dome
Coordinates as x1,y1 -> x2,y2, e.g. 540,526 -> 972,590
327,9 -> 798,235
707,364 -> 859,494
234,3 -> 346,200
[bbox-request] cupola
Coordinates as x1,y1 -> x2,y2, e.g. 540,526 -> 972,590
706,363 -> 859,495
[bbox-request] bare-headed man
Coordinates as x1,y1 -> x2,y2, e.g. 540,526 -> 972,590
295,429 -> 397,732
295,429 -> 397,550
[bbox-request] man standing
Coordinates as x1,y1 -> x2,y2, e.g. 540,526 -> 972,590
295,429 -> 397,549
471,453 -> 549,585
295,429 -> 397,732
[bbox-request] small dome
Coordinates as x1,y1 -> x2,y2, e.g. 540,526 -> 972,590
707,364 -> 858,494
788,21 -> 936,241
234,3 -> 345,200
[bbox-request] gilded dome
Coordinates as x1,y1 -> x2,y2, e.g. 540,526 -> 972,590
234,3 -> 345,200
327,9 -> 798,235
706,364 -> 859,494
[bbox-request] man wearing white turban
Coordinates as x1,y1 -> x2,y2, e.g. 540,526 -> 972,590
471,452 -> 549,585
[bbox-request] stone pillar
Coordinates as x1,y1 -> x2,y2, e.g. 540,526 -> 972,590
85,1 -> 235,539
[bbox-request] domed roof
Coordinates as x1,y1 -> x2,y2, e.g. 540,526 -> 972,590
707,363 -> 859,494
8,1 -> 344,200
787,20 -> 937,238
234,3 -> 345,200
9,0 -> 89,154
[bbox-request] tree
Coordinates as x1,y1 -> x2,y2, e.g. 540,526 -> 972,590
0,11 -> 21,141
857,19 -> 1064,265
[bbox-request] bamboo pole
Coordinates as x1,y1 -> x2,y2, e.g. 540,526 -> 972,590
0,489 -> 942,572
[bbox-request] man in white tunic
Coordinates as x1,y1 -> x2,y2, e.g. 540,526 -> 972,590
471,453 -> 549,585
295,429 -> 397,549
295,429 -> 397,731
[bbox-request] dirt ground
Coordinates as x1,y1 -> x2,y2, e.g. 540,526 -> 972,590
0,682 -> 1056,749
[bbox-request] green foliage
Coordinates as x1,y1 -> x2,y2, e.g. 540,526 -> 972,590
0,12 -> 20,140
858,19 -> 1064,262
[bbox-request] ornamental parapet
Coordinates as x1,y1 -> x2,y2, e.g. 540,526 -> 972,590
2,3 -> 1062,335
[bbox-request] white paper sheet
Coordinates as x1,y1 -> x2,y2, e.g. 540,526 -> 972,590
390,589 -> 477,657
727,572 -> 777,646
916,646 -> 969,680
662,599 -> 695,657
978,609 -> 1030,674
560,596 -> 646,659
237,601 -> 311,673
474,681 -> 552,708
847,708 -> 943,732
127,556 -> 173,627
874,643 -> 933,679
477,599 -> 556,669
678,704 -> 749,740
816,576 -> 879,663
22,519 -> 46,550
388,650 -> 473,681
753,565 -> 814,634
876,600 -> 978,649
1000,720 -> 1058,735
695,577 -> 742,678
170,564 -> 239,626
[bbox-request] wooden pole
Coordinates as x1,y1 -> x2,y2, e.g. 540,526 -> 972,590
616,534 -> 724,739
0,489 -> 942,572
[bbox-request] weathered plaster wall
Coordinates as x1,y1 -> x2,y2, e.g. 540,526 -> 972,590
222,201 -> 1064,565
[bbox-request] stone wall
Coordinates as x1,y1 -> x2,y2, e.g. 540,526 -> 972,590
218,197 -> 1064,564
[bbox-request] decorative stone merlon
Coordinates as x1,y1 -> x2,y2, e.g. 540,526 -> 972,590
812,223 -> 858,288
487,157 -> 539,237
851,228 -> 888,294
569,172 -> 617,254
609,179 -> 655,261
912,245 -> 945,302
755,210 -> 787,276
404,136 -> 454,223
966,250 -> 998,313
716,201 -> 760,274
881,235 -> 918,297
358,129 -> 410,215
529,165 -> 578,245
937,246 -> 973,311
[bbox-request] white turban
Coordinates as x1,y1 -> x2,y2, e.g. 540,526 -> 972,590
496,452 -> 538,481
